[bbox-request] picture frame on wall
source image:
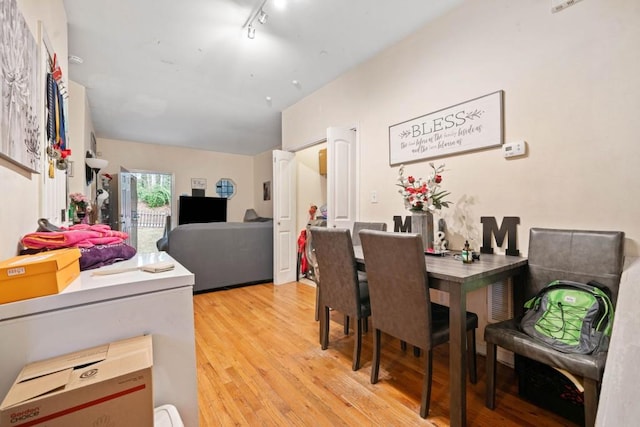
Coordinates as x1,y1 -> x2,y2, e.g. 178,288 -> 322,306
0,0 -> 41,172
191,178 -> 206,190
263,181 -> 271,201
389,90 -> 504,165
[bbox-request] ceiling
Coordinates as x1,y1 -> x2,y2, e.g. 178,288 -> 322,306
63,0 -> 462,156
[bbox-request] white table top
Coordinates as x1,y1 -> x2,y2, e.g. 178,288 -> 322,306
0,252 -> 194,321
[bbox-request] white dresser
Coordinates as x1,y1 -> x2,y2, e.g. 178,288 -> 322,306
0,252 -> 198,427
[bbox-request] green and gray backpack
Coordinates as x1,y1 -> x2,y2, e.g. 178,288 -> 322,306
520,280 -> 614,354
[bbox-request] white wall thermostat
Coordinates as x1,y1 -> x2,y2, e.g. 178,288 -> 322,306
503,141 -> 527,158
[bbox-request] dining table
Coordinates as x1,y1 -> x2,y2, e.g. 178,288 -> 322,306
353,246 -> 528,427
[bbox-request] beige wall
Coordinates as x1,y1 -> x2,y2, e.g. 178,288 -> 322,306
283,0 -> 640,258
253,149 -> 274,218
98,138 -> 258,223
0,0 -> 67,260
282,0 -> 640,347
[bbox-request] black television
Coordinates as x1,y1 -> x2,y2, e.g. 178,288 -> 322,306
178,195 -> 227,225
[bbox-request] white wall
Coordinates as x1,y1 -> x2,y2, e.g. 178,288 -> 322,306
68,81 -> 95,200
0,0 -> 67,260
282,0 -> 640,349
283,0 -> 640,258
67,80 -> 95,197
98,138 -> 257,223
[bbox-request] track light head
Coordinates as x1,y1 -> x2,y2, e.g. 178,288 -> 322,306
247,24 -> 256,39
258,10 -> 268,24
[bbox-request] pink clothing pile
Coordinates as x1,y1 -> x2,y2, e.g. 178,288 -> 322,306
21,224 -> 129,250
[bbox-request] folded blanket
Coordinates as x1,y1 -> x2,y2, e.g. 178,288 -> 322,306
21,224 -> 129,250
79,243 -> 137,270
20,243 -> 137,271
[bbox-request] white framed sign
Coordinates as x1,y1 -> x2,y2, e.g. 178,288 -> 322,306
389,91 -> 504,165
191,178 -> 206,189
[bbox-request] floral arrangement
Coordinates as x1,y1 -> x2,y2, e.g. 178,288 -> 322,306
69,192 -> 91,212
397,163 -> 451,213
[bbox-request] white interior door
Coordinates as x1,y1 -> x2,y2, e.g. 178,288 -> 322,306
327,127 -> 357,229
272,150 -> 297,285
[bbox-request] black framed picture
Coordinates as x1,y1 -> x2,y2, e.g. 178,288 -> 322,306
263,181 -> 271,201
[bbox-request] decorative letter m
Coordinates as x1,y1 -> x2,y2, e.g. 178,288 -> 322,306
480,216 -> 520,256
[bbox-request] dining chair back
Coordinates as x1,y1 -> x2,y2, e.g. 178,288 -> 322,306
352,221 -> 387,246
359,229 -> 478,418
311,227 -> 371,371
484,228 -> 625,427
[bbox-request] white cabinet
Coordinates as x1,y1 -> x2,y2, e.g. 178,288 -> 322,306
0,253 -> 198,427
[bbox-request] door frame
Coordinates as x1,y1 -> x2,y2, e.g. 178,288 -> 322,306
273,124 -> 360,284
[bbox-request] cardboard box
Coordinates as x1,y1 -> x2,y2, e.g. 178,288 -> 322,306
0,335 -> 153,427
0,248 -> 81,304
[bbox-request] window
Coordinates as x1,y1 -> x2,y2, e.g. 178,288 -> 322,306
215,178 -> 236,199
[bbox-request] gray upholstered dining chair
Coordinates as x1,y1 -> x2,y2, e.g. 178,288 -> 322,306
352,221 -> 387,246
349,221 -> 387,330
484,228 -> 625,427
359,229 -> 478,418
311,227 -> 371,371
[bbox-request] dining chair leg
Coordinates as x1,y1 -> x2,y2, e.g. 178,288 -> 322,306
485,342 -> 497,409
362,317 -> 368,333
353,317 -> 363,371
420,349 -> 433,418
314,285 -> 320,321
583,378 -> 599,427
467,329 -> 477,384
344,315 -> 350,335
321,306 -> 330,350
371,329 -> 381,384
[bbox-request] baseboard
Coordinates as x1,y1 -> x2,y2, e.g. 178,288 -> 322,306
192,279 -> 272,294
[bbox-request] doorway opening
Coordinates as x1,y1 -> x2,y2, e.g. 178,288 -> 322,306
133,172 -> 173,253
295,142 -> 327,286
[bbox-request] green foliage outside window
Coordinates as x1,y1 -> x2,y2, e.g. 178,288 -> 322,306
134,173 -> 172,208
139,184 -> 171,207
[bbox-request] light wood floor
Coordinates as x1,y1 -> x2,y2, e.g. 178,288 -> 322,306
194,282 -> 577,426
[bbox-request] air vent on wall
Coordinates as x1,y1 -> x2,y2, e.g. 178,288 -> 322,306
487,280 -> 513,323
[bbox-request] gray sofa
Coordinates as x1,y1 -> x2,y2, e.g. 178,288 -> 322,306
167,221 -> 273,292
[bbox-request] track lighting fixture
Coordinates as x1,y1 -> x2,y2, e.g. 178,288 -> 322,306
244,0 -> 270,39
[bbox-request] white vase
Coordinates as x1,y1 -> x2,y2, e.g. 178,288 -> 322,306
411,211 -> 434,251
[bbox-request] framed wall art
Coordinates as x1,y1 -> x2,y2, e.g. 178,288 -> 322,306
0,0 -> 41,172
389,91 -> 504,165
263,181 -> 271,201
191,178 -> 206,190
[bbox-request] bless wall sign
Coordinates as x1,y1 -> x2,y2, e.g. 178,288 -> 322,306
389,91 -> 504,165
